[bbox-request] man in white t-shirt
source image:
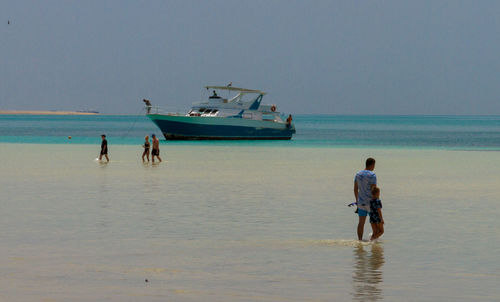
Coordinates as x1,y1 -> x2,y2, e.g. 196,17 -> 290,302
354,158 -> 377,240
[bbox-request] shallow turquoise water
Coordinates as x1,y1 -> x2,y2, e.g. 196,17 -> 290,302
1,114 -> 500,149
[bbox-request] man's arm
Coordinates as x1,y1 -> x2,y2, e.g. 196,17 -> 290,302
353,181 -> 358,202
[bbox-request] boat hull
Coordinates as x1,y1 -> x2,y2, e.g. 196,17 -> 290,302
147,114 -> 295,140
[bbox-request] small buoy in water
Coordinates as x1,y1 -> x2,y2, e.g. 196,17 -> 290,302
68,136 -> 72,139
145,279 -> 148,283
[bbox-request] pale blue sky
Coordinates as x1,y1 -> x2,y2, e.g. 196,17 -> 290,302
1,0 -> 500,114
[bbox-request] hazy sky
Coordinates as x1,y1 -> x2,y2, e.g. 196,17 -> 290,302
1,0 -> 500,114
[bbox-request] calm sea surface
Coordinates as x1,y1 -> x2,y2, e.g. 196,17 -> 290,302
1,114 -> 500,149
0,115 -> 499,301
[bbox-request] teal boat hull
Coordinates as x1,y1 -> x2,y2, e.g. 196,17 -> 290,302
148,114 -> 295,140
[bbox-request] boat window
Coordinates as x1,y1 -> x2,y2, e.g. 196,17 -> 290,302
199,108 -> 205,112
204,109 -> 212,113
213,110 -> 219,114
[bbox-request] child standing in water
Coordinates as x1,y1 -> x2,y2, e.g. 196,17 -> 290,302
369,186 -> 384,240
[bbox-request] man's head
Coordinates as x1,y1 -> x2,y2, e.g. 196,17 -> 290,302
152,134 -> 156,139
365,157 -> 376,170
101,134 -> 106,139
371,186 -> 380,199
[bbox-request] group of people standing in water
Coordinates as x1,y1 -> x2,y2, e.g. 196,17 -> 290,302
98,134 -> 162,163
353,157 -> 384,241
142,134 -> 162,163
99,134 -> 382,240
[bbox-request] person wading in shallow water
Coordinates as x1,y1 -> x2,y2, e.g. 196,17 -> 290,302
99,134 -> 109,162
151,134 -> 162,163
353,157 -> 376,240
369,186 -> 384,241
142,135 -> 150,162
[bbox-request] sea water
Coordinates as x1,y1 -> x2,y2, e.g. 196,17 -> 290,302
0,115 -> 499,301
1,114 -> 500,149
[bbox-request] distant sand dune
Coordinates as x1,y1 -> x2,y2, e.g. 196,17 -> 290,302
0,110 -> 98,115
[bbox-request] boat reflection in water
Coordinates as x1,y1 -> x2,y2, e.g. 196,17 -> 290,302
351,243 -> 385,302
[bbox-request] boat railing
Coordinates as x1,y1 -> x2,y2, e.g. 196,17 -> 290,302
147,106 -> 185,116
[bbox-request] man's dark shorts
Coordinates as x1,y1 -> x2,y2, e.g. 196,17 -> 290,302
152,149 -> 159,156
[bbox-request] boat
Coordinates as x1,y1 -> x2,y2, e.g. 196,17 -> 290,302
144,85 -> 296,140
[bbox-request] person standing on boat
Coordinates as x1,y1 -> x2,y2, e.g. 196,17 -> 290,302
286,114 -> 293,127
353,158 -> 377,240
99,134 -> 109,162
151,134 -> 162,163
142,135 -> 150,162
209,90 -> 220,99
143,99 -> 152,114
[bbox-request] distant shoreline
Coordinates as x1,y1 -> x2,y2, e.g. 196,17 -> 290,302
0,110 -> 98,115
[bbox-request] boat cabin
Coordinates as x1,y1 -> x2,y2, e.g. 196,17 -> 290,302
186,86 -> 283,122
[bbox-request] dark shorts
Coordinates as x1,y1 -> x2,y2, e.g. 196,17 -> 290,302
369,199 -> 382,223
369,212 -> 382,224
152,149 -> 159,156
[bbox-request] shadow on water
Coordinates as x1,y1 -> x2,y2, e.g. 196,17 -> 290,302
351,243 -> 385,302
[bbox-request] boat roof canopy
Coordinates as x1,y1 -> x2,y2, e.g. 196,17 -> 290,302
205,86 -> 266,95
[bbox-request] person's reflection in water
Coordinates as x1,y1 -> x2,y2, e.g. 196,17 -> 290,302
351,243 -> 385,301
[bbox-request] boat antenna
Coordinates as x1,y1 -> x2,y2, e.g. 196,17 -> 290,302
225,82 -> 232,99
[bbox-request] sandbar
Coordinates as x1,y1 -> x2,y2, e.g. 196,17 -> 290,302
0,110 -> 98,115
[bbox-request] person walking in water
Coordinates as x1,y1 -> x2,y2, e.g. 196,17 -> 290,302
151,134 -> 162,163
99,134 -> 109,162
354,157 -> 377,240
142,135 -> 150,162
